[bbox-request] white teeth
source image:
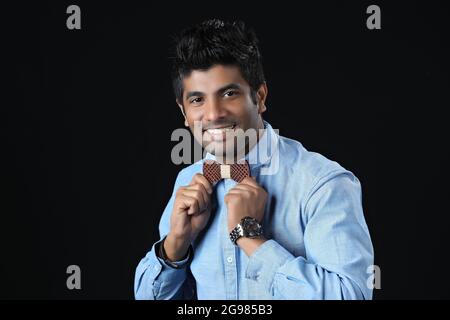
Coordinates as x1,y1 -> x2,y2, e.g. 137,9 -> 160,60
207,126 -> 235,134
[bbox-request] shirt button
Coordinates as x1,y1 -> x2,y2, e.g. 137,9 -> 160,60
227,256 -> 233,263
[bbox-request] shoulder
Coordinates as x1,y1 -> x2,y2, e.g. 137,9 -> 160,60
274,135 -> 363,222
173,160 -> 204,187
276,135 -> 360,194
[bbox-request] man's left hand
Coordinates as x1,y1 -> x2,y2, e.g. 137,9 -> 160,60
225,177 -> 267,234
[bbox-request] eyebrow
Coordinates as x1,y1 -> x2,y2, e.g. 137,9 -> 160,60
185,83 -> 243,100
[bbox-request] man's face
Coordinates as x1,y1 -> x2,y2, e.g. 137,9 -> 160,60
178,65 -> 267,162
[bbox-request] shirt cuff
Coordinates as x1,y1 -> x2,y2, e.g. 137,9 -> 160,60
245,239 -> 295,294
156,238 -> 192,269
135,238 -> 190,299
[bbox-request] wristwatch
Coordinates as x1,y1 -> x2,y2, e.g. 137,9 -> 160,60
229,216 -> 263,245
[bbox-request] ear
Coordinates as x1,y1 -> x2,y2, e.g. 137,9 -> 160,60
256,82 -> 268,114
176,99 -> 189,127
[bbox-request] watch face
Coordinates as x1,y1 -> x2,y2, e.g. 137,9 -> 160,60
242,218 -> 262,237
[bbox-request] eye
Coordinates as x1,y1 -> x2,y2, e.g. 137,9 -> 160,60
224,90 -> 238,97
189,97 -> 203,104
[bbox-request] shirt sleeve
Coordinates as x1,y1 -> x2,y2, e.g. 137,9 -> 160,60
245,171 -> 374,300
134,172 -> 196,300
156,238 -> 192,269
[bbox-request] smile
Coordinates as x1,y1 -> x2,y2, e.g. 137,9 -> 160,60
204,124 -> 236,134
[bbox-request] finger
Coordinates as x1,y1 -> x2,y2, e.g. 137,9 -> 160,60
185,184 -> 209,207
230,184 -> 254,192
186,189 -> 207,213
227,189 -> 252,198
177,195 -> 199,215
181,191 -> 205,213
224,192 -> 241,204
190,173 -> 213,194
226,188 -> 251,196
184,196 -> 201,215
229,184 -> 257,197
177,193 -> 195,211
240,176 -> 259,188
187,198 -> 209,216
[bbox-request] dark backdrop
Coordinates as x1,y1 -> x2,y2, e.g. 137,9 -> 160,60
2,1 -> 449,299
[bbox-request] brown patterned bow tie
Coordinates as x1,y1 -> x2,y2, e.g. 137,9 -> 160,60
203,160 -> 250,184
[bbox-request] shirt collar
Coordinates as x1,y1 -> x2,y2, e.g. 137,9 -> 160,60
203,120 -> 279,169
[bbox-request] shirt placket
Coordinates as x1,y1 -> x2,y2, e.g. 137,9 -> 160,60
221,178 -> 239,300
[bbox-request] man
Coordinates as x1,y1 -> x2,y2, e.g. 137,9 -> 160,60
134,19 -> 374,300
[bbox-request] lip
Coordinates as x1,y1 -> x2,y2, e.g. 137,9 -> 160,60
203,124 -> 236,133
203,124 -> 236,142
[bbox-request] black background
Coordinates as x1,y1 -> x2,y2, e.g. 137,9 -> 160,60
2,1 -> 449,299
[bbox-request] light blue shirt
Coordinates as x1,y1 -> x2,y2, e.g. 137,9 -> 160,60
135,121 -> 374,300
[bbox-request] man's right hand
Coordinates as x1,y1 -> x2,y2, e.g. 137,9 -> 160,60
164,173 -> 213,261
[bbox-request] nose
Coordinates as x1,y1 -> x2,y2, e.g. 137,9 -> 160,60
203,97 -> 227,122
